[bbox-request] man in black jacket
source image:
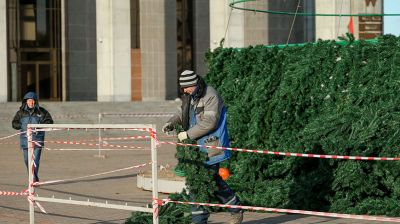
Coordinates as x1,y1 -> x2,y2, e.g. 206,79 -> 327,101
12,92 -> 53,182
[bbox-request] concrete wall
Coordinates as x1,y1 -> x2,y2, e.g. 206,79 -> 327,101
210,1 -> 269,49
210,0 -> 231,50
97,0 -> 131,102
140,0 -> 177,101
66,0 -> 97,100
316,0 -> 348,40
0,1 -> 7,102
209,1 -> 245,48
228,3 -> 245,48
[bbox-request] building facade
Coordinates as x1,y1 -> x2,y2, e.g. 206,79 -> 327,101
0,0 -> 383,102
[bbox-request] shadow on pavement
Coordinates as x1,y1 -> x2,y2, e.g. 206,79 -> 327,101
243,214 -> 338,224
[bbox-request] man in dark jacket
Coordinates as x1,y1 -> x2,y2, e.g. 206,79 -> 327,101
12,92 -> 53,182
163,70 -> 243,224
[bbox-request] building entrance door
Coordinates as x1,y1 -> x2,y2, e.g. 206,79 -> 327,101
7,0 -> 61,101
20,50 -> 57,99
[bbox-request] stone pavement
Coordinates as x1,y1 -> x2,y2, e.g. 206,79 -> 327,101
0,101 -> 395,223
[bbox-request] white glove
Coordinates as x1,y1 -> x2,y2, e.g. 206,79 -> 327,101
162,122 -> 174,134
178,132 -> 188,141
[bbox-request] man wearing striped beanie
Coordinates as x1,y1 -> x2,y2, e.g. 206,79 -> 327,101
179,69 -> 199,88
162,70 -> 244,224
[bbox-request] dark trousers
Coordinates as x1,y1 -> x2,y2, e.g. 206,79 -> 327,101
191,164 -> 241,224
23,148 -> 42,182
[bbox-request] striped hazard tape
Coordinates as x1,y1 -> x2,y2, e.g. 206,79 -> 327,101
100,112 -> 174,117
0,190 -> 46,213
0,132 -> 25,141
160,142 -> 400,161
161,199 -> 400,223
0,141 -> 18,145
0,190 -> 29,196
40,140 -> 145,149
34,161 -> 151,186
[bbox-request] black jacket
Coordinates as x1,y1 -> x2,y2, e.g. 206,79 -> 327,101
12,92 -> 53,149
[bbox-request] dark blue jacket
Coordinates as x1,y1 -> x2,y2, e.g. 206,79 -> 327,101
12,92 -> 53,149
192,106 -> 231,165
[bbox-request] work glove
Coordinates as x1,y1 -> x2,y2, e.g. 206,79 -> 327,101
177,131 -> 188,141
204,136 -> 218,143
162,122 -> 174,134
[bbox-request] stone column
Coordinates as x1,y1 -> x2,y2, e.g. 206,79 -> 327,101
210,1 -> 268,50
97,0 -> 131,101
315,0 -> 369,40
210,0 -> 228,50
0,1 -> 7,102
210,0 -> 244,49
140,0 -> 177,101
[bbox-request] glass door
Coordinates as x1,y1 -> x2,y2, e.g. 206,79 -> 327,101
7,0 -> 61,101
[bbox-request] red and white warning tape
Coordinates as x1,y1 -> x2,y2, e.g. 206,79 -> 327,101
100,112 -> 174,118
3,114 -> 85,121
1,112 -> 173,120
0,190 -> 29,196
33,127 -> 152,132
32,128 -> 62,132
5,133 -> 397,161
0,129 -> 62,142
71,135 -> 176,143
0,132 -> 25,141
149,128 -> 160,146
160,142 -> 400,161
93,136 -> 151,141
52,114 -> 88,119
1,161 -> 149,212
44,147 -> 148,151
27,194 -> 47,213
161,199 -> 400,223
34,161 -> 151,186
0,141 -> 18,145
26,144 -> 47,213
38,140 -> 145,149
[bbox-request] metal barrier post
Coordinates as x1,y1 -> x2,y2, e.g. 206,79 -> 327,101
97,113 -> 102,157
27,127 -> 34,224
151,125 -> 159,224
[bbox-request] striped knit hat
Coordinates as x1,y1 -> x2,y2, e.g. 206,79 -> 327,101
179,70 -> 198,88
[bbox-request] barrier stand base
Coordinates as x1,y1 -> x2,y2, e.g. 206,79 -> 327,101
94,154 -> 108,159
137,166 -> 186,194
